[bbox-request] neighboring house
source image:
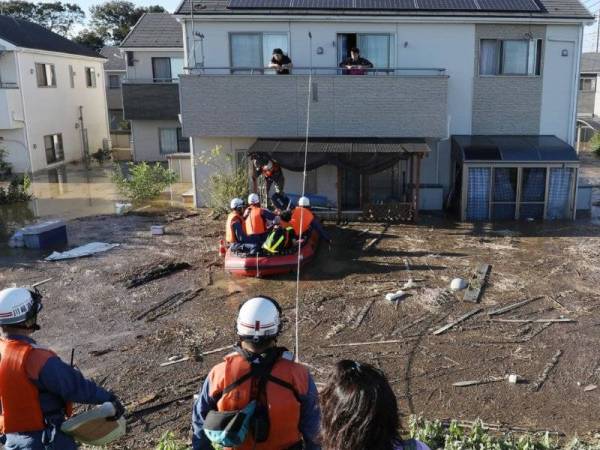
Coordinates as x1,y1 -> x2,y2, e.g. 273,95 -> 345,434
120,13 -> 188,166
100,46 -> 131,155
175,0 -> 593,221
0,15 -> 109,174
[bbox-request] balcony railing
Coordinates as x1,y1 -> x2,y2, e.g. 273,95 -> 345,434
179,66 -> 449,139
0,82 -> 18,89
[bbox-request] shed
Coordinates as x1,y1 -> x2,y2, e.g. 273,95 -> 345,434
451,135 -> 579,221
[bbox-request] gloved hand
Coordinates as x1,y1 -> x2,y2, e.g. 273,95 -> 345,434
108,395 -> 125,421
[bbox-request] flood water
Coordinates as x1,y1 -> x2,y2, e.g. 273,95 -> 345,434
0,162 -> 191,264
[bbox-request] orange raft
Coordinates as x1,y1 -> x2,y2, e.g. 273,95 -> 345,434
224,232 -> 319,277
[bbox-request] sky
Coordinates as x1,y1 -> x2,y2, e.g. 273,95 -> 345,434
583,0 -> 600,52
71,0 -> 182,13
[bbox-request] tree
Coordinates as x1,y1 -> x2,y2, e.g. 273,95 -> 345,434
89,1 -> 165,45
0,1 -> 85,35
73,29 -> 106,52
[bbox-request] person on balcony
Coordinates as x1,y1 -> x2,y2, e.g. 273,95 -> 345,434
269,48 -> 293,74
339,47 -> 373,75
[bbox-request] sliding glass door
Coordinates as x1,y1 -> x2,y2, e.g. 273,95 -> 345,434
230,33 -> 289,74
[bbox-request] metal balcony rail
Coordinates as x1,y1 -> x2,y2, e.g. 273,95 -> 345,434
122,78 -> 180,84
0,82 -> 18,89
183,66 -> 447,76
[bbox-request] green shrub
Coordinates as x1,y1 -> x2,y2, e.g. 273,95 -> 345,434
112,162 -> 178,204
589,133 -> 600,157
0,175 -> 32,205
155,431 -> 188,450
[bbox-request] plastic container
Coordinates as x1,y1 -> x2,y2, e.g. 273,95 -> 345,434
61,402 -> 126,446
21,220 -> 67,249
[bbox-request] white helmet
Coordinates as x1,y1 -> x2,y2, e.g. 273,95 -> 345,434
248,193 -> 260,205
298,196 -> 310,207
230,198 -> 244,210
236,296 -> 281,343
0,287 -> 42,326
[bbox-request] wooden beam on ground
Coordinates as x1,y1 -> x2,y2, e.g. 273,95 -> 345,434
487,297 -> 544,316
489,318 -> 576,324
325,336 -> 420,348
531,350 -> 563,392
433,308 -> 483,335
463,264 -> 491,303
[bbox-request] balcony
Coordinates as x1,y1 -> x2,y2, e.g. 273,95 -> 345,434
0,83 -> 24,130
179,68 -> 449,139
122,80 -> 180,121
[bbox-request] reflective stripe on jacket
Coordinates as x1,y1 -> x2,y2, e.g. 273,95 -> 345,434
207,351 -> 308,450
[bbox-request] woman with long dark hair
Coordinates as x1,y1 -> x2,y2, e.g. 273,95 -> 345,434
320,360 -> 430,450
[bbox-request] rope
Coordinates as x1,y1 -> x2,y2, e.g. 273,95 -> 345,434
294,34 -> 313,362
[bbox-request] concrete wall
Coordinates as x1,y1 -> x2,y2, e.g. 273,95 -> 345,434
125,50 -> 184,81
0,128 -> 29,172
472,24 -> 546,135
131,119 -> 180,162
180,74 -> 449,138
14,50 -> 109,173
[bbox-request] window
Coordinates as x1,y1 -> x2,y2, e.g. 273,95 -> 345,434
152,57 -> 172,82
36,63 -> 56,87
44,134 -> 64,164
159,128 -> 189,154
579,76 -> 597,92
337,33 -> 393,72
230,33 -> 289,73
85,67 -> 96,87
109,74 -> 121,89
69,65 -> 75,88
109,109 -> 127,131
479,39 -> 542,76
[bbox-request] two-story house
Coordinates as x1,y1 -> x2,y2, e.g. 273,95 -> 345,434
100,46 -> 131,158
176,0 -> 592,221
0,15 -> 109,174
121,13 -> 189,164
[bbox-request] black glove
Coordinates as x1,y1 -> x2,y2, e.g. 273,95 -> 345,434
108,394 -> 125,421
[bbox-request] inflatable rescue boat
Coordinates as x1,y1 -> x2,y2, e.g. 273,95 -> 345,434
225,232 -> 319,277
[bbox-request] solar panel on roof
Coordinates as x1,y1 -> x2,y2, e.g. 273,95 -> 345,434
417,0 -> 479,10
355,0 -> 417,9
478,0 -> 541,11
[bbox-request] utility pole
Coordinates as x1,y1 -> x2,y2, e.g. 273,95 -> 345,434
596,10 -> 600,52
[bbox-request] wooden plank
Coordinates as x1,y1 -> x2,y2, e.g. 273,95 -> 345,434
433,308 -> 483,335
453,377 -> 504,387
463,264 -> 491,303
487,296 -> 544,316
490,318 -> 575,324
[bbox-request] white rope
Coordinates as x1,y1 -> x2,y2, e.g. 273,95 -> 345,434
294,34 -> 313,362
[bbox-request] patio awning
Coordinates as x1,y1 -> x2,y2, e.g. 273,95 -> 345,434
248,138 -> 431,154
452,135 -> 579,163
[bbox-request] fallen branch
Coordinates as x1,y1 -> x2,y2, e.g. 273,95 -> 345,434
452,377 -> 504,387
531,350 -> 562,392
326,336 -> 420,348
392,314 -> 429,336
487,297 -> 543,316
433,308 -> 483,335
201,345 -> 234,356
351,299 -> 376,330
125,262 -> 191,289
134,288 -> 203,321
363,225 -> 388,251
160,356 -> 190,367
489,318 -> 575,324
31,277 -> 53,288
146,288 -> 203,322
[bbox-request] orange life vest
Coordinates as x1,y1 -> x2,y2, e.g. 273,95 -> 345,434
289,207 -> 314,237
209,351 -> 308,450
225,212 -> 244,244
0,339 -> 72,434
245,206 -> 266,236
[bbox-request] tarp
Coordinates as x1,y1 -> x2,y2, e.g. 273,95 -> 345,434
46,243 -> 120,261
266,152 -> 409,175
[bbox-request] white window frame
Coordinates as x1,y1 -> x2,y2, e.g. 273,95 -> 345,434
479,38 -> 542,77
36,63 -> 56,87
228,32 -> 290,74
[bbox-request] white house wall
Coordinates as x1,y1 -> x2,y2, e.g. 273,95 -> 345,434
1,128 -> 29,172
17,50 -> 109,173
131,119 -> 181,161
125,50 -> 184,80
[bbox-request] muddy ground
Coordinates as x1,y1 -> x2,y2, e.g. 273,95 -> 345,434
1,207 -> 599,448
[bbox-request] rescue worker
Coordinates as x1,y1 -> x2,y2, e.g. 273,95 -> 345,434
0,287 -> 124,450
225,198 -> 247,245
191,296 -> 321,450
249,154 -> 289,210
289,196 -> 331,243
244,193 -> 276,243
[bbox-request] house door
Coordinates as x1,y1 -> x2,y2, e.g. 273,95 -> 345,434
341,168 -> 361,209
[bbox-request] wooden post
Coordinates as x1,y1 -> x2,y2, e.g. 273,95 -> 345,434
413,154 -> 422,222
336,165 -> 342,224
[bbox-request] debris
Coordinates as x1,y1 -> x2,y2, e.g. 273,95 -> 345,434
125,262 -> 191,289
352,298 -> 376,329
46,243 -> 119,261
490,318 -> 576,324
584,384 -> 598,392
531,350 -> 562,392
160,356 -> 190,367
385,290 -> 406,303
433,308 -> 483,335
438,419 -> 565,436
201,345 -> 234,356
508,374 -> 520,384
326,336 -> 420,348
150,225 -> 165,236
450,278 -> 468,292
487,297 -> 544,316
453,377 -> 504,387
402,278 -> 418,290
363,225 -> 388,251
463,264 -> 491,303
22,220 -> 67,249
391,314 -> 429,336
128,392 -> 196,419
31,277 -> 53,288
134,288 -> 203,321
89,348 -> 113,357
115,202 -> 132,215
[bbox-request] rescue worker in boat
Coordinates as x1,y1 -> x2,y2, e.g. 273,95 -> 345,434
0,287 -> 125,450
225,198 -> 248,245
262,210 -> 294,254
191,296 -> 321,450
244,193 -> 277,243
249,153 -> 290,210
289,196 -> 331,243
